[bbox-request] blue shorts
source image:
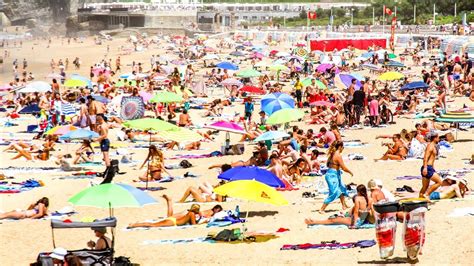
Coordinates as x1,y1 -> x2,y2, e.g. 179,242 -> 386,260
100,139 -> 110,152
429,192 -> 441,200
421,165 -> 436,179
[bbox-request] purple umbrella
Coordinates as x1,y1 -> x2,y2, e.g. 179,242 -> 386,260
338,74 -> 362,90
204,121 -> 246,134
317,63 -> 340,73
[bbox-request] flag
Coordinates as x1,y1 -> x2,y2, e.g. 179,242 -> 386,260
385,7 -> 392,15
307,11 -> 317,20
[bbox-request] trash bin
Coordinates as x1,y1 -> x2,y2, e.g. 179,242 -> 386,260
373,201 -> 400,259
400,200 -> 428,261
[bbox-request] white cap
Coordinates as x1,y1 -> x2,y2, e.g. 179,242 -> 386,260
50,247 -> 67,261
374,179 -> 383,188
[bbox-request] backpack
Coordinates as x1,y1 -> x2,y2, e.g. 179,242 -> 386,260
179,160 -> 192,169
213,228 -> 241,242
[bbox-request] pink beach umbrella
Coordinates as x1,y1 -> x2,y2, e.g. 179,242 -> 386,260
139,91 -> 152,102
220,78 -> 243,87
204,121 -> 246,134
0,84 -> 13,91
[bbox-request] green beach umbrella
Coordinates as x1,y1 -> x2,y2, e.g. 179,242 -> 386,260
158,127 -> 203,142
267,108 -> 305,125
388,53 -> 397,59
236,68 -> 263,78
301,78 -> 327,89
64,79 -> 87,87
150,91 -> 183,103
269,64 -> 289,72
123,118 -> 178,131
68,183 -> 158,216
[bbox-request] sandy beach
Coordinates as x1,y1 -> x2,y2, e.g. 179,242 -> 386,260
0,33 -> 473,265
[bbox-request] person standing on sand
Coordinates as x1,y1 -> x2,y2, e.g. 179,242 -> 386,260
419,132 -> 443,199
95,115 -> 110,167
319,141 -> 352,213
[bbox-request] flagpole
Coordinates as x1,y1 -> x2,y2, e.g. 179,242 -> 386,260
433,4 -> 436,26
372,7 -> 375,27
382,5 -> 385,34
454,2 -> 457,17
395,6 -> 397,17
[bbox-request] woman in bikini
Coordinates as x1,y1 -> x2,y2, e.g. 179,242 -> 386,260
306,185 -> 374,228
73,139 -> 94,164
0,197 -> 49,220
128,195 -> 224,228
138,145 -> 171,182
285,158 -> 306,185
319,141 -> 353,213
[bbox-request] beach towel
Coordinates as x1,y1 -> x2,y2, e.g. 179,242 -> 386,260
307,223 -> 375,229
343,141 -> 368,148
280,240 -> 376,250
136,186 -> 166,191
347,153 -> 365,160
448,207 -> 474,217
168,151 -> 223,160
77,162 -> 103,166
0,179 -> 44,194
141,237 -> 210,245
0,166 -> 59,176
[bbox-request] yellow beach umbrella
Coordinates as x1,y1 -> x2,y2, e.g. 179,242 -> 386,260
157,128 -> 202,142
378,71 -> 404,81
214,180 -> 288,206
64,79 -> 87,87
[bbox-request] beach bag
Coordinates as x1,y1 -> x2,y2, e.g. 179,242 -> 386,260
213,229 -> 241,242
113,256 -> 132,266
179,160 -> 192,169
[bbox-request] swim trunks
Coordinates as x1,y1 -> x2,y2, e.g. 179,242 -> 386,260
429,191 -> 440,200
420,165 -> 436,179
100,139 -> 110,152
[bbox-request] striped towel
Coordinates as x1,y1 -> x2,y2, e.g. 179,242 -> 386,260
61,102 -> 76,115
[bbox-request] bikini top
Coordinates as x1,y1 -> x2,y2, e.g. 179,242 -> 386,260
327,156 -> 340,169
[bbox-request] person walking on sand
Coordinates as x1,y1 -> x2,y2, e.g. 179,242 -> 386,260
95,115 -> 110,167
419,132 -> 443,199
319,141 -> 352,213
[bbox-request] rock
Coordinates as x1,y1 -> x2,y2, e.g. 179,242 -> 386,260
0,12 -> 11,27
25,18 -> 37,29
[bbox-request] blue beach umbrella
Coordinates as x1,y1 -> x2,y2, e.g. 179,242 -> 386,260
386,60 -> 405,68
261,93 -> 295,115
400,81 -> 429,91
19,104 -> 41,114
216,61 -> 239,70
60,128 -> 99,140
254,131 -> 290,142
338,74 -> 362,89
218,166 -> 285,188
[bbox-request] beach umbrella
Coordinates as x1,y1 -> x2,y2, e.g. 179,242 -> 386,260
269,50 -> 279,56
310,101 -> 335,107
216,61 -> 239,70
18,104 -> 40,114
46,73 -> 63,79
45,125 -> 77,136
236,68 -> 263,78
157,127 -> 202,142
220,78 -> 242,87
266,108 -> 304,125
261,93 -> 295,115
268,64 -> 289,72
243,41 -> 253,46
20,81 -> 51,93
276,51 -> 290,57
250,52 -> 264,59
123,118 -> 178,132
386,60 -> 405,68
68,183 -> 157,216
70,74 -> 92,87
254,131 -> 289,142
301,78 -> 327,89
218,166 -> 284,188
316,64 -> 335,72
400,81 -> 429,91
0,84 -> 13,91
59,128 -> 99,140
150,91 -> 183,103
214,180 -> 288,206
230,51 -> 245,57
338,74 -> 362,89
378,71 -> 404,81
205,121 -> 246,134
362,63 -> 381,71
239,85 -> 265,95
202,54 -> 220,60
139,91 -> 153,102
64,79 -> 87,88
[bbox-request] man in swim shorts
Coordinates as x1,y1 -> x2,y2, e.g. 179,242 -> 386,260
419,132 -> 443,199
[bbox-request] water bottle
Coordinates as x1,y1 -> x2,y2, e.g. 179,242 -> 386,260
235,205 -> 240,218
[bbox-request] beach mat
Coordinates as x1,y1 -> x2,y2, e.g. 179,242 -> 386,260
280,240 -> 376,250
307,223 -> 375,229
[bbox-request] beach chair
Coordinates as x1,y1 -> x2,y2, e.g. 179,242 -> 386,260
33,218 -> 118,266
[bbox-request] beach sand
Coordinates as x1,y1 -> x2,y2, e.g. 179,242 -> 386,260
0,35 -> 473,265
